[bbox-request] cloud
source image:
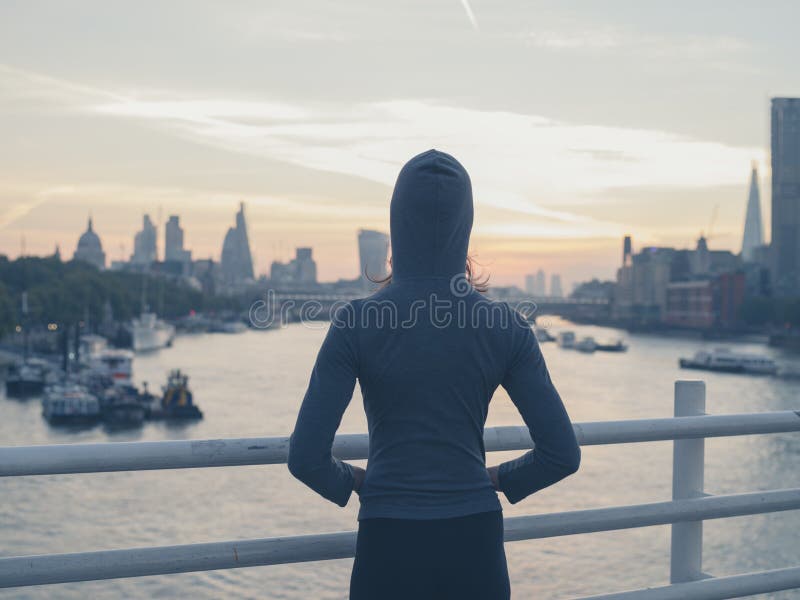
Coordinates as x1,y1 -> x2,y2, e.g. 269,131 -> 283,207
0,64 -> 763,248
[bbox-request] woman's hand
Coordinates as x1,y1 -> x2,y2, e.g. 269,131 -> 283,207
351,465 -> 366,493
487,465 -> 500,491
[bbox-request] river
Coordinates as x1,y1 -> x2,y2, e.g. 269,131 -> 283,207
1,319 -> 799,599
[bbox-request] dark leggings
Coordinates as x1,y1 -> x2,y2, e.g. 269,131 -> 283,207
349,510 -> 510,600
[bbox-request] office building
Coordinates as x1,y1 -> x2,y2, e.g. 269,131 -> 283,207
771,98 -> 800,294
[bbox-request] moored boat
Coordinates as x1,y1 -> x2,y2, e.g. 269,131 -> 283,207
557,331 -> 576,349
576,336 -> 597,353
42,384 -> 101,424
131,312 -> 176,352
5,359 -> 52,398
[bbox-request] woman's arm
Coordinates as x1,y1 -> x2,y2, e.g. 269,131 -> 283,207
493,313 -> 581,504
288,315 -> 359,507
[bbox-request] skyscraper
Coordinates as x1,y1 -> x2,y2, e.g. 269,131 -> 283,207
524,274 -> 535,295
164,215 -> 192,266
771,97 -> 800,294
221,203 -> 255,284
535,269 -> 547,296
550,274 -> 563,298
73,217 -> 106,269
741,164 -> 764,262
358,229 -> 389,287
131,214 -> 157,266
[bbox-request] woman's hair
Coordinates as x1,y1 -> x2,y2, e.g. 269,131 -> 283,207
367,255 -> 490,293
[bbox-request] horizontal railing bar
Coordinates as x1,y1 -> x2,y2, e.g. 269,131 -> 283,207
576,565 -> 800,600
2,411 -> 799,477
1,488 -> 798,588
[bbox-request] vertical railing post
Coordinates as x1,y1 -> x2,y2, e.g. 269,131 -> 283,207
670,380 -> 706,583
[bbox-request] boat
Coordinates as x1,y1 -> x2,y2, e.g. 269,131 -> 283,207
557,331 -> 576,349
209,320 -> 248,334
5,359 -> 52,398
42,383 -> 101,425
576,336 -> 597,353
535,326 -> 556,343
596,340 -> 628,352
131,312 -> 176,352
87,349 -> 133,385
100,384 -> 147,426
679,349 -> 778,375
149,369 -> 202,420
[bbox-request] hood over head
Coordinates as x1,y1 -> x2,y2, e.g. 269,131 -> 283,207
389,149 -> 473,280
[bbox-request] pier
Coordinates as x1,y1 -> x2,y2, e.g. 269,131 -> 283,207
1,380 -> 799,598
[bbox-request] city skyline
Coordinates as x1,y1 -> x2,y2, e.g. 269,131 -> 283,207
2,1 -> 800,289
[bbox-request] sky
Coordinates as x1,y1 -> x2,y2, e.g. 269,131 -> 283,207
1,1 -> 799,289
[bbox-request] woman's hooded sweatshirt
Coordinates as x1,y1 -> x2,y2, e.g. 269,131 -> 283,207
288,149 -> 581,520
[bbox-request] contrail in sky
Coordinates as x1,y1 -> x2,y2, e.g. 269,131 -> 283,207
459,0 -> 479,31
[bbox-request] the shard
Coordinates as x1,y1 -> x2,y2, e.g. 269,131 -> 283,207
741,163 -> 763,262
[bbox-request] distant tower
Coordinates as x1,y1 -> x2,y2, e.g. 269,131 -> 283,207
131,214 -> 158,265
73,217 -> 106,269
221,203 -> 255,283
741,163 -> 764,262
524,274 -> 535,295
358,229 -> 389,287
535,269 -> 547,296
550,274 -> 563,298
623,235 -> 632,266
165,215 -> 192,267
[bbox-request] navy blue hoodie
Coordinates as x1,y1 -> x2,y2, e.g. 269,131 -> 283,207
288,149 -> 581,520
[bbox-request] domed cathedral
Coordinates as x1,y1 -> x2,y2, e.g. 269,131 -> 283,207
73,217 -> 106,269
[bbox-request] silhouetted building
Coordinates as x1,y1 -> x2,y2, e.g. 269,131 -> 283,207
741,164 -> 764,262
131,214 -> 157,266
73,217 -> 106,269
665,272 -> 746,330
536,269 -> 546,296
358,229 -> 389,287
571,279 -> 615,302
271,247 -> 318,287
771,97 -> 800,295
524,274 -> 535,295
165,215 -> 192,269
550,274 -> 563,298
524,270 -> 547,296
221,203 -> 255,284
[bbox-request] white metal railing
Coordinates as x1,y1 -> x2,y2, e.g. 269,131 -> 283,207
0,380 -> 799,599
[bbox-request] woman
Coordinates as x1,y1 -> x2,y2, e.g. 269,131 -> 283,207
288,149 -> 581,599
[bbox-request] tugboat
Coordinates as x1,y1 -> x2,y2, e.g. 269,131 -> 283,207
149,369 -> 202,420
6,359 -> 52,398
679,349 -> 778,375
100,384 -> 147,427
42,383 -> 101,425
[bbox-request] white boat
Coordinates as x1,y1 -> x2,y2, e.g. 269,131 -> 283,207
557,331 -> 576,349
88,349 -> 133,385
42,383 -> 101,424
131,312 -> 175,352
679,349 -> 778,375
576,336 -> 597,353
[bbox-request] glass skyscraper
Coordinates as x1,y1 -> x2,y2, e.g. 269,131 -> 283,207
771,97 -> 800,295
